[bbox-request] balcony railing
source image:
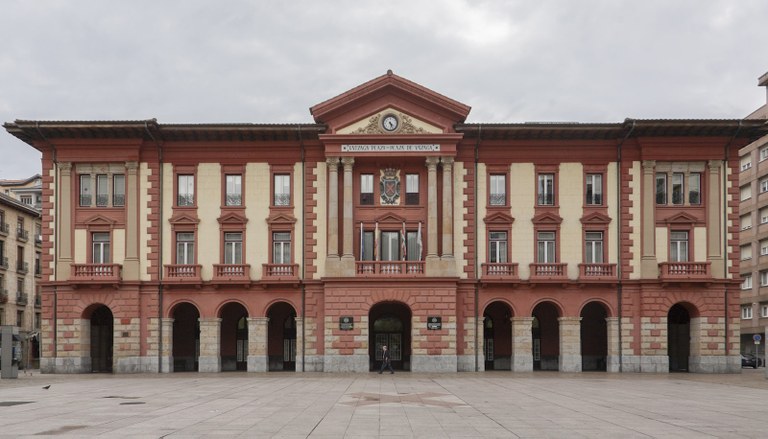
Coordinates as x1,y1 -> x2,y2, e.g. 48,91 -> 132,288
0,222 -> 8,235
71,263 -> 122,282
481,263 -> 519,279
16,292 -> 28,305
35,234 -> 42,246
659,262 -> 711,280
355,261 -> 425,276
578,263 -> 617,280
17,229 -> 29,242
263,263 -> 299,278
0,257 -> 7,270
213,264 -> 251,282
0,288 -> 7,304
17,261 -> 28,275
164,264 -> 202,281
529,263 -> 568,280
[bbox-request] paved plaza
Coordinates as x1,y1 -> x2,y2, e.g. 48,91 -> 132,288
2,369 -> 768,438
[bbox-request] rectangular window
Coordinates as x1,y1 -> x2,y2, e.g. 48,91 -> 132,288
762,147 -> 768,162
537,231 -> 556,263
762,240 -> 768,256
741,155 -> 752,171
16,310 -> 23,327
761,178 -> 768,194
112,174 -> 125,207
741,214 -> 753,230
406,231 -> 420,261
273,174 -> 290,206
361,231 -> 374,261
224,232 -> 243,264
761,208 -> 768,225
741,185 -> 752,201
762,304 -> 768,318
669,231 -> 688,262
35,252 -> 41,275
92,233 -> 111,264
405,174 -> 419,205
537,174 -> 554,205
671,173 -> 684,205
585,231 -> 604,263
741,245 -> 753,260
272,232 -> 291,264
20,195 -> 32,205
95,174 -> 108,207
489,174 -> 506,206
176,232 -> 195,264
489,232 -> 508,263
688,173 -> 701,205
762,270 -> 768,287
380,231 -> 399,261
79,175 -> 92,206
177,175 -> 194,206
585,174 -> 603,205
360,174 -> 374,205
225,175 -> 242,206
742,274 -> 753,290
656,173 -> 667,204
742,306 -> 753,320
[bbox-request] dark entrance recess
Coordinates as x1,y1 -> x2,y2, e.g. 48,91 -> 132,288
668,303 -> 691,372
219,302 -> 248,371
532,302 -> 560,371
483,301 -> 512,370
369,301 -> 411,371
267,302 -> 296,371
580,302 -> 608,371
172,302 -> 200,372
89,305 -> 113,373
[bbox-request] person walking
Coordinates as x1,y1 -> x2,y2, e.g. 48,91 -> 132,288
379,345 -> 394,374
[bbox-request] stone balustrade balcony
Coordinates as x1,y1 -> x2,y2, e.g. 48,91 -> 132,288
659,261 -> 711,281
529,263 -> 568,280
481,263 -> 519,280
578,263 -> 617,280
355,261 -> 425,277
164,264 -> 203,283
213,264 -> 251,284
71,263 -> 122,283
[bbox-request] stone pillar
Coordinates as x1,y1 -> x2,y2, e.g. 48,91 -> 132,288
340,157 -> 356,275
707,160 -> 724,278
441,157 -> 454,259
295,317 -> 304,372
559,317 -> 582,372
57,162 -> 73,279
425,157 -> 440,274
122,161 -> 140,279
160,318 -> 174,373
511,317 -> 534,372
326,157 -> 340,275
606,317 -> 620,372
641,160 -> 658,277
247,317 -> 269,372
198,318 -> 221,373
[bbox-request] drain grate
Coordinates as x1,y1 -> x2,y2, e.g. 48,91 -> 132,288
119,401 -> 145,405
0,401 -> 33,407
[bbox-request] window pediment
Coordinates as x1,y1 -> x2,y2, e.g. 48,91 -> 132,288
664,211 -> 703,226
580,211 -> 612,225
83,214 -> 117,227
218,211 -> 248,225
373,212 -> 407,226
484,211 -> 515,225
532,212 -> 563,225
168,212 -> 200,226
267,212 -> 297,225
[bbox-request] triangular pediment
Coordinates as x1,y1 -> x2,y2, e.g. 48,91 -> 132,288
580,211 -> 612,225
532,212 -> 563,225
310,70 -> 471,134
218,211 -> 248,225
266,212 -> 297,225
83,214 -> 117,226
484,211 -> 515,225
168,212 -> 200,225
374,212 -> 407,225
664,211 -> 701,225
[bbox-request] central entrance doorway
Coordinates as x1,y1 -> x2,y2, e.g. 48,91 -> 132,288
89,305 -> 113,373
369,302 -> 411,371
668,303 -> 691,372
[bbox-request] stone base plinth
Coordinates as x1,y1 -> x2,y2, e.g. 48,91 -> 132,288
323,354 -> 369,372
247,355 -> 268,372
198,356 -> 221,373
559,354 -> 582,372
411,355 -> 457,373
457,354 -> 480,372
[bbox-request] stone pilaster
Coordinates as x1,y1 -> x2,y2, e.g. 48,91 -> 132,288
325,157 -> 340,275
641,160 -> 658,277
295,317 -> 304,372
558,317 -> 582,372
247,317 -> 268,372
198,318 -> 221,373
57,162 -> 73,279
441,157 -> 454,259
606,317 -> 620,372
707,160 -> 723,278
511,317 -> 533,371
340,157 -> 356,275
160,318 -> 174,373
122,161 -> 140,279
425,157 -> 440,274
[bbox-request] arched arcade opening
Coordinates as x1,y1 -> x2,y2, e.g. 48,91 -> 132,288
532,301 -> 560,371
172,302 -> 200,372
86,304 -> 113,373
219,302 -> 248,371
267,302 -> 297,371
483,301 -> 513,370
580,301 -> 608,371
668,303 -> 695,372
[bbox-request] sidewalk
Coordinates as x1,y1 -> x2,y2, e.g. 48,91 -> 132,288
2,369 -> 767,437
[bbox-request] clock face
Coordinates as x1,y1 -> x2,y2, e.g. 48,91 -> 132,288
382,114 -> 399,132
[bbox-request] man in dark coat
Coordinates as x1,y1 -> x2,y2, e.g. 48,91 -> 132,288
379,345 -> 394,374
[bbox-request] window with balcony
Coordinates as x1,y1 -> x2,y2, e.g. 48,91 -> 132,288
177,174 -> 194,207
361,231 -> 374,261
537,231 -> 556,263
0,240 -> 4,267
273,174 -> 290,206
537,174 -> 554,206
671,173 -> 684,205
16,310 -> 23,327
20,195 -> 32,205
688,173 -> 701,205
16,246 -> 24,273
272,232 -> 291,264
406,231 -> 421,261
92,233 -> 111,264
489,232 -> 508,263
741,244 -> 753,261
489,174 -> 506,206
742,306 -> 753,320
360,174 -> 374,205
405,174 -> 419,205
0,210 -> 6,234
741,184 -> 752,201
585,174 -> 603,205
380,231 -> 400,261
585,232 -> 604,263
669,231 -> 689,262
742,274 -> 753,290
176,232 -> 195,264
224,232 -> 243,264
113,174 -> 125,207
225,174 -> 242,206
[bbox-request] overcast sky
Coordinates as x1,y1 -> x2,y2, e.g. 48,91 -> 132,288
1,0 -> 767,179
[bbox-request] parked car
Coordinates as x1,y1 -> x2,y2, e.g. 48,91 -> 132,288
741,354 -> 763,368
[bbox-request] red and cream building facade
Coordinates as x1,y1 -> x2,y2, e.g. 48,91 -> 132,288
4,72 -> 763,374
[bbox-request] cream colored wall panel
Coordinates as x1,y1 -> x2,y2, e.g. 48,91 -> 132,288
292,162 -> 303,277
162,164 -> 173,270
629,162 -> 642,280
454,161 -> 467,279
246,163 -> 271,279
139,163 -> 151,281
197,163 -> 221,281
510,163 -> 535,279
606,162 -> 618,265
74,229 -> 87,263
559,163 -> 582,279
656,227 -> 669,263
476,164 -> 487,271
694,227 -> 707,262
337,107 -> 441,134
314,161 -> 327,279
47,166 -> 56,281
113,229 -> 126,265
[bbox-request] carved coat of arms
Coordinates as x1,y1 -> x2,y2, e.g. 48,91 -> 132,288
380,168 -> 401,205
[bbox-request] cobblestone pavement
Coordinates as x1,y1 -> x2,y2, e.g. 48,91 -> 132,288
2,369 -> 768,438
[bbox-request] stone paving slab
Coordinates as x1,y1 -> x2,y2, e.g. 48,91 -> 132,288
1,369 -> 768,438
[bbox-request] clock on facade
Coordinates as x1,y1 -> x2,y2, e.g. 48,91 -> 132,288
382,114 -> 399,132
